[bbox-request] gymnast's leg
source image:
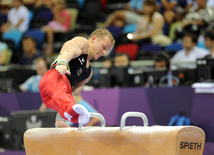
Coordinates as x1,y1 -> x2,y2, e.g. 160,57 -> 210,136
39,69 -> 90,126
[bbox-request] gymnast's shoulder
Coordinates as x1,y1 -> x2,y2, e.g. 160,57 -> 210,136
62,37 -> 89,53
67,36 -> 88,44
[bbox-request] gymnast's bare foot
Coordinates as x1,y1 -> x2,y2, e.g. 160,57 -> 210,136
55,120 -> 71,128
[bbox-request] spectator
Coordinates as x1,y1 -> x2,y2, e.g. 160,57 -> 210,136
114,53 -> 130,68
0,34 -> 9,66
19,57 -> 48,92
41,0 -> 71,55
204,31 -> 214,57
178,0 -> 214,37
154,52 -> 170,69
19,36 -> 46,65
187,0 -> 214,9
104,0 -> 145,28
172,0 -> 194,22
0,0 -> 13,14
39,94 -> 100,127
171,33 -> 209,62
128,0 -> 171,46
103,57 -> 113,69
168,0 -> 195,40
23,0 -> 54,9
157,0 -> 178,25
22,0 -> 53,16
156,0 -> 191,29
0,0 -> 29,33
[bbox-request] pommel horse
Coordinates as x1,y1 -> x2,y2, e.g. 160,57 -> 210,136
24,112 -> 205,155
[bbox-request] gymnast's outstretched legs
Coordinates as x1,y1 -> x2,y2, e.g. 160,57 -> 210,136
39,69 -> 90,126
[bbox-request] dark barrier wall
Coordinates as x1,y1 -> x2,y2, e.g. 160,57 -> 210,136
0,87 -> 214,141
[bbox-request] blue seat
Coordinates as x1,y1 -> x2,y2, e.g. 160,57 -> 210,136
123,24 -> 137,34
106,26 -> 122,41
76,0 -> 85,11
24,29 -> 45,50
3,30 -> 23,51
165,42 -> 182,52
28,11 -> 34,29
0,14 -> 7,24
140,44 -> 162,53
163,23 -> 170,36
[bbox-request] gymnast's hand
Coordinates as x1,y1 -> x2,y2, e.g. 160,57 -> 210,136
56,64 -> 71,75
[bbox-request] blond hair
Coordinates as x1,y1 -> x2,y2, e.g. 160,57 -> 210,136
89,28 -> 115,46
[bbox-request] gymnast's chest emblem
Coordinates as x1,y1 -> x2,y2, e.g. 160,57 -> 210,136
78,58 -> 85,65
77,68 -> 83,76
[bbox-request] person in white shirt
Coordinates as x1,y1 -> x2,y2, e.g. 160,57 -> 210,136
204,31 -> 214,57
0,0 -> 29,33
171,33 -> 209,62
187,0 -> 214,8
129,0 -> 172,46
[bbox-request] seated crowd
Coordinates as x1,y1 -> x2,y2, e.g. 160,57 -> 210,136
0,0 -> 214,89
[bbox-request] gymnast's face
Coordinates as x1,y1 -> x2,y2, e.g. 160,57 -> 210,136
90,36 -> 112,60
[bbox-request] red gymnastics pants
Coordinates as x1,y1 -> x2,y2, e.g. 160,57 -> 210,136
39,69 -> 89,124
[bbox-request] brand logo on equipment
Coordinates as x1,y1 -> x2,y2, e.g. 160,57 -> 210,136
180,142 -> 202,150
26,115 -> 42,129
78,58 -> 85,65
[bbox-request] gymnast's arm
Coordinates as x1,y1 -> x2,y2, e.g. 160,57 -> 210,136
72,70 -> 93,101
56,37 -> 89,75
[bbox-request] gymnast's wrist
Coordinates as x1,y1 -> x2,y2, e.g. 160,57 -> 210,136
56,61 -> 67,66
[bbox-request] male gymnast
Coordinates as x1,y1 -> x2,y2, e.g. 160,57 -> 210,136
39,28 -> 115,127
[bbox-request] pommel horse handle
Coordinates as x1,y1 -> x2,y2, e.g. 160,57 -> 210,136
78,113 -> 106,131
120,112 -> 148,131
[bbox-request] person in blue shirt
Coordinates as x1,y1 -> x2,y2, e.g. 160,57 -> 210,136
19,57 -> 48,92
